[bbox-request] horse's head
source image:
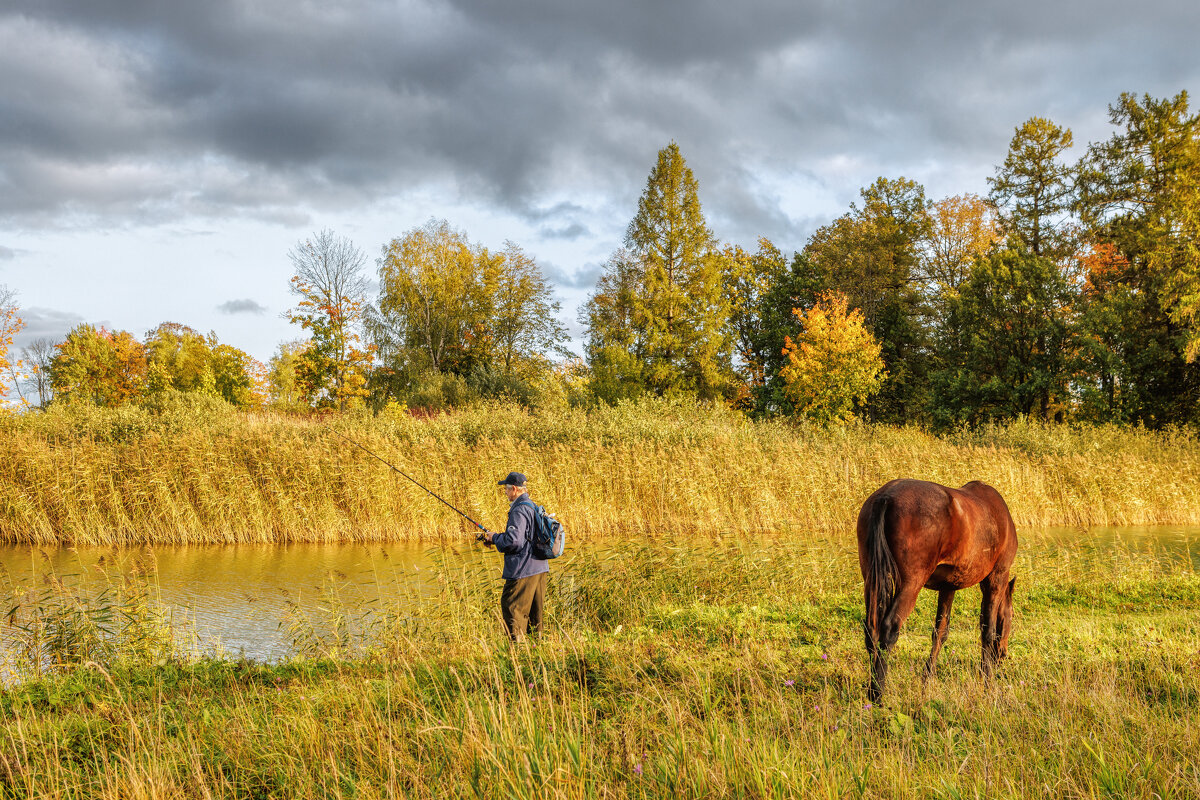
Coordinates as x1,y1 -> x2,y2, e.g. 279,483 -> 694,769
996,576 -> 1017,659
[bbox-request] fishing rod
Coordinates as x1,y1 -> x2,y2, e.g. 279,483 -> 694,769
331,429 -> 490,541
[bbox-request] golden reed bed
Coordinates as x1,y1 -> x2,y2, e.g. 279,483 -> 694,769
1,398 -> 1198,545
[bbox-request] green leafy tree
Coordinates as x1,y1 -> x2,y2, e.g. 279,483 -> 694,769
376,221 -> 568,406
1072,244 -> 1163,422
210,343 -> 259,408
721,238 -> 788,408
804,177 -> 932,422
143,322 -> 259,408
581,249 -> 647,405
492,241 -> 571,380
780,293 -> 885,423
931,248 -> 1076,425
749,251 -> 828,414
377,220 -> 488,378
1078,92 -> 1200,354
1073,242 -> 1200,426
988,117 -> 1076,259
267,340 -> 308,411
144,323 -> 212,393
1071,91 -> 1200,425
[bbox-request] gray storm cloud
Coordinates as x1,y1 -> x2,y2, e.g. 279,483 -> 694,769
1,0 -> 1197,248
12,307 -> 86,349
217,299 -> 268,315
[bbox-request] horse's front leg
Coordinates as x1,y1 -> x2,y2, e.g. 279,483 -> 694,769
924,588 -> 956,679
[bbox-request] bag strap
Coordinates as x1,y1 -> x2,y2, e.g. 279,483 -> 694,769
512,496 -> 546,551
513,495 -> 542,525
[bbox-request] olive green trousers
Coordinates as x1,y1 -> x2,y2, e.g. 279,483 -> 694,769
500,572 -> 547,641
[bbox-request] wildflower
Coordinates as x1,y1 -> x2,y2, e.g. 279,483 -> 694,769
821,653 -> 829,661
634,764 -> 643,776
528,682 -> 534,689
864,702 -> 872,710
784,679 -> 795,688
814,705 -> 820,711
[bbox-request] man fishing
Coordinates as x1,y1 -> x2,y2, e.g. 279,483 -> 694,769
479,471 -> 548,642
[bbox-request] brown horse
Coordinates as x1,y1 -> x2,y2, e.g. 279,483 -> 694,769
857,479 -> 1018,704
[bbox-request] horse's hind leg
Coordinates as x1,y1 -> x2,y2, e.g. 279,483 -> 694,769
868,581 -> 923,704
924,588 -> 956,679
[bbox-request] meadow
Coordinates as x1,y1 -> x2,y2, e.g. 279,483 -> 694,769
2,397 -> 1200,545
0,534 -> 1196,798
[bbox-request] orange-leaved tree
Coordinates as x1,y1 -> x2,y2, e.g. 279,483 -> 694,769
239,351 -> 271,408
922,194 -> 1001,294
780,293 -> 885,423
50,324 -> 148,407
0,286 -> 25,407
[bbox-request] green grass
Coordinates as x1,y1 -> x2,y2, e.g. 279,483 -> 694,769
2,399 -> 1200,544
0,535 -> 1197,798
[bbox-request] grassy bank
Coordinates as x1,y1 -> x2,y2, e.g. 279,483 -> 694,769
2,398 -> 1200,545
0,535 -> 1197,798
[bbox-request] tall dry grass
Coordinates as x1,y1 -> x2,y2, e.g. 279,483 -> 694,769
1,396 -> 1199,545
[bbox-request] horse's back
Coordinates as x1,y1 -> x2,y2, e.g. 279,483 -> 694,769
859,479 -> 955,535
858,479 -> 1017,588
856,479 -> 956,579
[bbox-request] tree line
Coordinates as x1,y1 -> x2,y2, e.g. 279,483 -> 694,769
4,90 -> 1198,428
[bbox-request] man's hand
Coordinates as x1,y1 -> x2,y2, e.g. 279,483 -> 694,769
476,530 -> 495,546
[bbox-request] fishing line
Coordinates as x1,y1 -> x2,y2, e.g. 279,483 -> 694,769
330,428 -> 489,536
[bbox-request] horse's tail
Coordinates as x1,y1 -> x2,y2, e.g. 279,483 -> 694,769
864,495 -> 899,642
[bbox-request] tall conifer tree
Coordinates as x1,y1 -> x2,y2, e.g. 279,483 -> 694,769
623,142 -> 731,398
988,117 -> 1076,259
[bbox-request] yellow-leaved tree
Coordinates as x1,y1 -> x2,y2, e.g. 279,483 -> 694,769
285,230 -> 374,410
780,293 -> 885,423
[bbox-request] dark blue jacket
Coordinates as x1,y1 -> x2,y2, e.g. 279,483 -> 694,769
492,495 -> 549,580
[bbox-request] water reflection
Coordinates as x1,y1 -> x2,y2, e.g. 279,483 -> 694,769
1027,525 -> 1200,569
0,540 -> 491,664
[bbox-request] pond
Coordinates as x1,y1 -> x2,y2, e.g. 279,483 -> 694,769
0,526 -> 1196,669
0,540 -> 481,669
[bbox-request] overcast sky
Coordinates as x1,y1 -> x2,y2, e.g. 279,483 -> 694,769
2,0 -> 1197,363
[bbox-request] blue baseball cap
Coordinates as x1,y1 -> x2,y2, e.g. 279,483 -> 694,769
497,472 -> 527,486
